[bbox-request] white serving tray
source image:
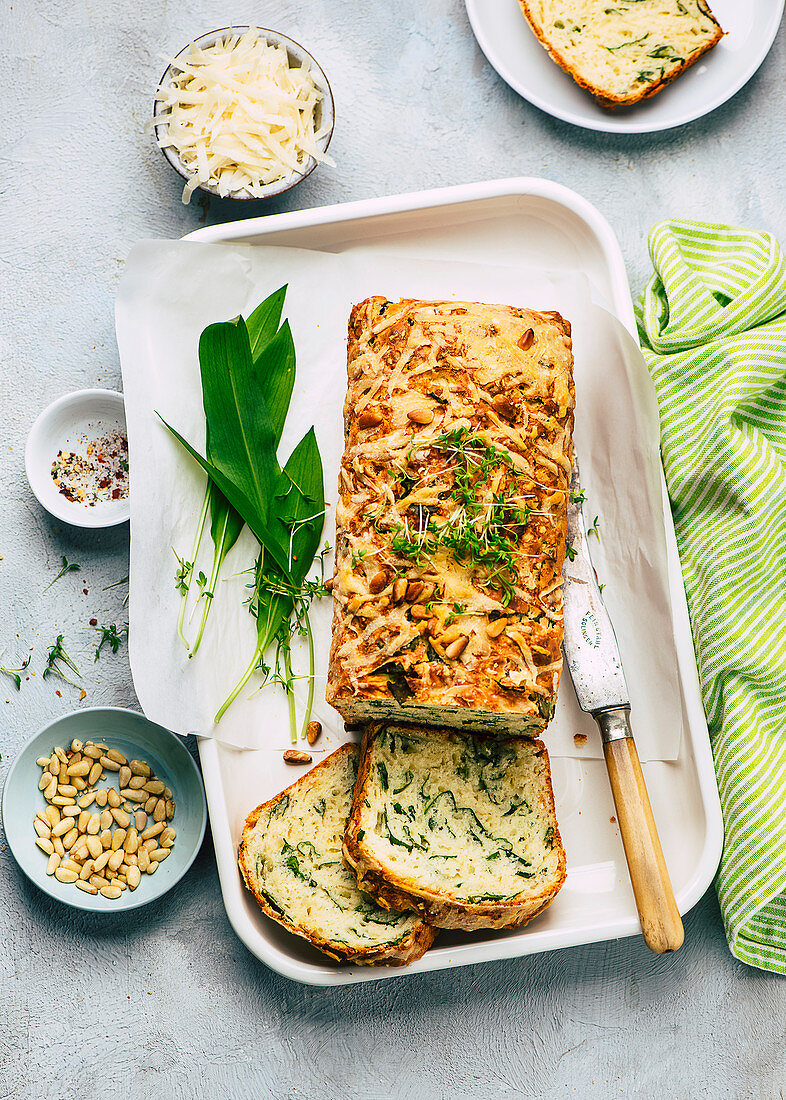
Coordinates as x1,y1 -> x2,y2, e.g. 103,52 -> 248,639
186,179 -> 723,986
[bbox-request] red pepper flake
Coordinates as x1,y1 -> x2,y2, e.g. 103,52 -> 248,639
89,618 -> 98,626
50,428 -> 129,507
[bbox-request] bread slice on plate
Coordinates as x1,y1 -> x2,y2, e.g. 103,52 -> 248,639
344,724 -> 566,931
238,744 -> 436,966
518,0 -> 724,109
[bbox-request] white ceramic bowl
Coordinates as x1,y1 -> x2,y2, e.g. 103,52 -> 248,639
25,389 -> 129,528
153,26 -> 335,201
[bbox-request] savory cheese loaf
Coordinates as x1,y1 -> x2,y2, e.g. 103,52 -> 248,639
518,0 -> 724,108
326,297 -> 574,737
238,744 -> 436,966
344,723 -> 567,931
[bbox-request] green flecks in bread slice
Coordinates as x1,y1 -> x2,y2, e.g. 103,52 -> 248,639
238,744 -> 436,966
518,0 -> 724,108
344,724 -> 566,931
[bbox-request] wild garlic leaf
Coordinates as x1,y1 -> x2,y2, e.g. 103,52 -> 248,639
254,321 -> 296,444
246,284 -> 286,361
274,427 -> 325,587
198,316 -> 279,533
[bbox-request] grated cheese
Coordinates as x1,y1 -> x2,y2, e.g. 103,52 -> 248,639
154,28 -> 334,203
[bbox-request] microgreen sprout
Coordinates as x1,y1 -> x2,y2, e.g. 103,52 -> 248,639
43,635 -> 81,688
0,655 -> 31,690
91,623 -> 128,662
45,556 -> 80,591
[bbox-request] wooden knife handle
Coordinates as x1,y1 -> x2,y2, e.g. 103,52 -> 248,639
601,720 -> 684,955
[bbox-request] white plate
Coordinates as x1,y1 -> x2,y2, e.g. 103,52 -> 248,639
465,0 -> 784,134
181,179 -> 723,985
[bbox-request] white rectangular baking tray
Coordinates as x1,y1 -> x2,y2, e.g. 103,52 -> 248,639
186,178 -> 723,985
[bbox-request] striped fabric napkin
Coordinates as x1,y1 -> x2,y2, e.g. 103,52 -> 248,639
636,220 -> 786,973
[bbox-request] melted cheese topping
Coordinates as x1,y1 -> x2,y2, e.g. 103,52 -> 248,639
154,28 -> 334,202
520,0 -> 723,102
327,298 -> 574,733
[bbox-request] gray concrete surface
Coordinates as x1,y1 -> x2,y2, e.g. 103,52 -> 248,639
2,2 -> 785,1097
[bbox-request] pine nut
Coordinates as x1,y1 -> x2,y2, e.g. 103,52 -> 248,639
70,739 -> 83,753
153,797 -> 167,821
55,747 -> 68,764
38,772 -> 52,791
78,791 -> 96,809
144,796 -> 157,814
54,868 -> 77,883
143,780 -> 165,795
76,880 -> 98,895
35,838 -> 54,856
50,796 -> 72,807
146,860 -> 158,875
52,817 -> 75,838
115,879 -> 127,891
34,820 -> 51,840
358,408 -> 383,429
101,885 -> 122,899
95,789 -> 108,808
44,806 -> 60,828
127,775 -> 147,789
86,836 -> 103,860
58,764 -> 68,784
517,327 -> 535,351
141,822 -> 164,840
100,756 -> 120,771
407,406 -> 434,425
100,830 -> 112,849
283,750 -> 312,764
86,814 -> 100,836
62,858 -> 82,873
121,789 -> 147,804
134,811 -> 147,831
127,866 -> 141,890
83,744 -> 102,760
106,749 -> 127,765
35,809 -> 50,823
62,828 -> 79,850
111,808 -> 130,828
150,848 -> 169,862
141,838 -> 159,854
125,853 -> 138,866
164,787 -> 172,800
90,874 -> 110,889
49,752 -> 59,772
306,721 -> 322,746
67,760 -> 91,777
130,760 -> 151,778
107,789 -> 121,808
118,766 -> 131,789
123,828 -> 139,854
108,849 -> 124,872
52,837 -> 65,857
36,756 -> 51,767
78,811 -> 91,832
88,762 -> 103,786
44,776 -> 57,800
99,809 -> 112,832
138,849 -> 150,873
46,853 -> 61,876
445,635 -> 469,660
111,828 -> 127,851
79,860 -> 95,881
160,828 -> 176,847
72,843 -> 90,862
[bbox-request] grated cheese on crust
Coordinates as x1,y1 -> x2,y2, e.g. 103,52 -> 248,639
326,298 -> 575,738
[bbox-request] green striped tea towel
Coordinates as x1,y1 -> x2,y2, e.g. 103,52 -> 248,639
636,219 -> 786,973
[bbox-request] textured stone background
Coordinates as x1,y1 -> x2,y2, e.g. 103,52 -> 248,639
1,2 -> 785,1097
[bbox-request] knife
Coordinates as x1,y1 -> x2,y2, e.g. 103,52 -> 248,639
562,460 -> 684,954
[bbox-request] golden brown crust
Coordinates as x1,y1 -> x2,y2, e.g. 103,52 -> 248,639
517,0 -> 724,109
343,725 -> 567,932
327,298 -> 574,736
238,745 -> 437,966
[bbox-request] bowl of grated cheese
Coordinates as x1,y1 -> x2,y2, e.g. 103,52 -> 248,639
152,26 -> 335,204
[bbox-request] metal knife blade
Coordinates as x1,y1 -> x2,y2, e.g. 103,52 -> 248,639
562,460 -> 629,714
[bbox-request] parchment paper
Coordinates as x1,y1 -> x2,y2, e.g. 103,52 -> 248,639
116,239 -> 683,760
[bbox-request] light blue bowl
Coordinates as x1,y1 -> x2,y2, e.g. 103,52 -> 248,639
2,707 -> 207,912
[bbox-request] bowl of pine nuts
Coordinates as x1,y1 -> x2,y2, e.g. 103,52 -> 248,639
2,707 -> 207,911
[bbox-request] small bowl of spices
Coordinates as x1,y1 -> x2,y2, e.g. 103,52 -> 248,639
25,389 -> 130,528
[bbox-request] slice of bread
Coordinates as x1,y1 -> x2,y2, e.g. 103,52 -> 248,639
238,744 -> 436,966
518,0 -> 724,108
344,724 -> 566,931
